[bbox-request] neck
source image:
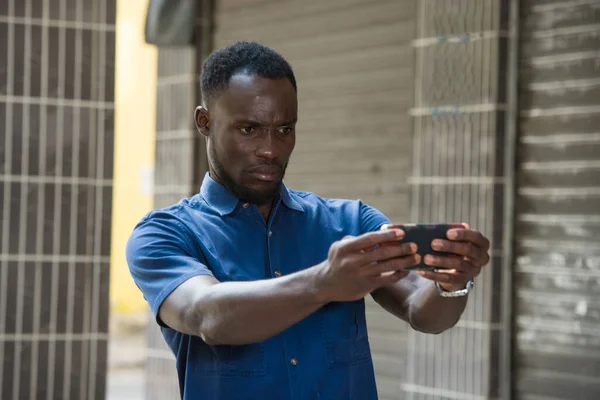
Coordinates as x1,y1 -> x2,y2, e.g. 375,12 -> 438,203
257,202 -> 273,222
208,168 -> 222,186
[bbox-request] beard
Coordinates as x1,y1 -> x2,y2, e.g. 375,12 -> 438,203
209,149 -> 288,206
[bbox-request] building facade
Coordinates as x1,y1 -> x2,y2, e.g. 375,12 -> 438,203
145,0 -> 600,399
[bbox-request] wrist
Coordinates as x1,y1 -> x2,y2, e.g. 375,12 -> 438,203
437,281 -> 467,292
309,262 -> 334,305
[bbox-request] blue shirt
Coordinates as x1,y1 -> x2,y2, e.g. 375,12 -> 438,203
126,173 -> 391,400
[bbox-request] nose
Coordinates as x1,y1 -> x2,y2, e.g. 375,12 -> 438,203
255,132 -> 278,161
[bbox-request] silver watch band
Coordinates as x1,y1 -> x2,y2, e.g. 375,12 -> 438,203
435,280 -> 473,297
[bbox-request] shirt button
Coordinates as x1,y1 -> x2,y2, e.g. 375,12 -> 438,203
274,271 -> 281,277
290,358 -> 297,366
242,203 -> 250,208
268,231 -> 273,237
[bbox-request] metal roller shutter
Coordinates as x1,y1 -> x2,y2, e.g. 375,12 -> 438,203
514,1 -> 600,399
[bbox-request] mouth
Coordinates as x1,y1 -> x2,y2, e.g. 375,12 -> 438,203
247,166 -> 282,182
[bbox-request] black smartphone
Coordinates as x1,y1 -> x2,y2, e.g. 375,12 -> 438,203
381,223 -> 467,271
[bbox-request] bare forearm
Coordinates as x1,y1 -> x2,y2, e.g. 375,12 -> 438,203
166,229 -> 419,344
193,265 -> 327,345
406,279 -> 467,334
373,274 -> 467,334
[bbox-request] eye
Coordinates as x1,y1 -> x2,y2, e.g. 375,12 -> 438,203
241,126 -> 256,135
278,126 -> 294,135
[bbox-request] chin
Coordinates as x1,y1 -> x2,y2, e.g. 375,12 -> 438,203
254,179 -> 281,189
238,182 -> 281,205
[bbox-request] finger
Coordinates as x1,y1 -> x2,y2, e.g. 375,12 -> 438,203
379,223 -> 401,231
369,254 -> 421,276
417,269 -> 470,285
340,236 -> 356,244
361,242 -> 418,264
418,267 -> 481,284
374,269 -> 410,286
341,235 -> 363,252
431,239 -> 487,263
342,229 -> 404,254
447,228 -> 490,251
422,254 -> 476,273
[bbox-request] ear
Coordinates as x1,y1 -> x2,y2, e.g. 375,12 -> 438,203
194,106 -> 210,137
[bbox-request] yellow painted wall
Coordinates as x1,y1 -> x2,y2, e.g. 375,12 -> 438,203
110,0 -> 157,313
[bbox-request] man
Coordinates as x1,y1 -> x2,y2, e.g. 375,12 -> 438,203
126,41 -> 490,400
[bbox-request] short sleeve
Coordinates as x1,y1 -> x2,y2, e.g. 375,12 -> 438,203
359,201 -> 392,234
125,211 -> 214,327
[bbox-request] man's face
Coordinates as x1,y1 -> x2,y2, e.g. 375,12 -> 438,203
199,74 -> 298,206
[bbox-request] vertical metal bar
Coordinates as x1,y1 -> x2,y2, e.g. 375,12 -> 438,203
62,0 -> 84,396
500,0 -> 520,398
0,0 -> 16,392
13,1 -> 33,397
88,0 -> 108,395
29,0 -> 50,397
46,0 -> 67,396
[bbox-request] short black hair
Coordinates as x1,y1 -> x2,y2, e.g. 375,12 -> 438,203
200,41 -> 297,105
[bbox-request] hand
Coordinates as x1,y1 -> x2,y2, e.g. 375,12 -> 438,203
419,226 -> 491,291
316,229 -> 420,302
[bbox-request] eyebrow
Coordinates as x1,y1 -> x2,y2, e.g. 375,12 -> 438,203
234,119 -> 261,126
281,117 -> 298,125
234,117 -> 297,126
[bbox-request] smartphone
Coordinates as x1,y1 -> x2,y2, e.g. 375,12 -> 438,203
381,223 -> 467,271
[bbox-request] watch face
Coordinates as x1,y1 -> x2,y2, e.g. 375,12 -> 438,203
436,281 -> 473,297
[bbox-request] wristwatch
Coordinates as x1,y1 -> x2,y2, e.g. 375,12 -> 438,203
435,280 -> 473,297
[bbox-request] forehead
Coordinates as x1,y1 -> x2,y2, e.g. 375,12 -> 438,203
212,74 -> 297,123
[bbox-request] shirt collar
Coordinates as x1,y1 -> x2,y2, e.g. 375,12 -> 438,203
200,173 -> 304,216
278,182 -> 304,213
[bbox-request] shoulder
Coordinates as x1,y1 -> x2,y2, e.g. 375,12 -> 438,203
287,189 -> 390,234
135,195 -> 206,230
287,189 -> 379,222
127,196 -> 206,251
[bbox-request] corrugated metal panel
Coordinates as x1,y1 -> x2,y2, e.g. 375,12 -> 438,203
514,1 -> 600,399
214,1 -> 416,398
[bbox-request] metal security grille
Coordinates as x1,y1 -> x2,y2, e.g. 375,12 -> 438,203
513,1 -> 600,398
406,0 -> 515,398
0,0 -> 116,399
